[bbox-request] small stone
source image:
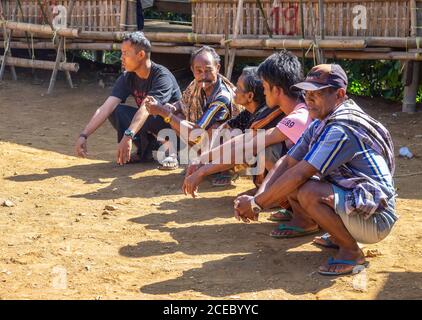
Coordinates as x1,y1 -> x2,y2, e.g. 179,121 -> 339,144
365,249 -> 383,258
75,218 -> 81,222
2,200 -> 16,207
392,113 -> 398,117
77,213 -> 86,216
85,265 -> 91,271
103,216 -> 110,220
102,210 -> 111,215
104,205 -> 118,211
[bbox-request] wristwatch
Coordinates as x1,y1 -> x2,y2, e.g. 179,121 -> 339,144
79,133 -> 88,140
163,113 -> 172,124
124,129 -> 135,139
250,198 -> 262,214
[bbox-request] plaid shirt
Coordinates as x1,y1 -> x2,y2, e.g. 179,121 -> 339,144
289,99 -> 396,220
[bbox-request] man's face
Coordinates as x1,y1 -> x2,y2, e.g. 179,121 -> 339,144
262,79 -> 279,108
191,52 -> 220,91
234,75 -> 252,108
304,87 -> 342,119
121,41 -> 144,72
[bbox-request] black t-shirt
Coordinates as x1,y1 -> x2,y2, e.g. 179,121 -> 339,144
111,62 -> 181,107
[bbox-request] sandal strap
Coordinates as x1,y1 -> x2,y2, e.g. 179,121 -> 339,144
277,224 -> 305,232
327,257 -> 358,266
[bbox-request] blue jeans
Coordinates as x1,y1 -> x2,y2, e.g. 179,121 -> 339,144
108,104 -> 171,161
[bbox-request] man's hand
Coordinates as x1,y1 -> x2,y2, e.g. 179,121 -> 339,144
182,170 -> 204,198
145,96 -> 176,117
116,135 -> 132,165
185,163 -> 202,178
75,136 -> 88,158
234,195 -> 258,223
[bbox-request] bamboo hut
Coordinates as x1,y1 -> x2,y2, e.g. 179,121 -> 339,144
1,0 -> 422,110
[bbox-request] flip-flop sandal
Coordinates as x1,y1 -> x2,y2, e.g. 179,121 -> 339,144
270,224 -> 320,239
158,155 -> 179,171
268,208 -> 293,222
313,233 -> 340,249
212,172 -> 240,187
318,257 -> 369,276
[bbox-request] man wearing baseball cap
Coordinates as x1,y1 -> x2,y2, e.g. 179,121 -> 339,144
234,64 -> 398,276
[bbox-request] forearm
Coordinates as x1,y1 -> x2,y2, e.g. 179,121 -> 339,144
255,156 -> 291,197
81,97 -> 120,136
255,161 -> 314,209
198,162 -> 235,178
128,105 -> 150,134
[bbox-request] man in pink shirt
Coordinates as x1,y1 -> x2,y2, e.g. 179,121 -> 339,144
183,51 -> 312,197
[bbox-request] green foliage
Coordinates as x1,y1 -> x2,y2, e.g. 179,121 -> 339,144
143,8 -> 191,22
329,59 -> 406,102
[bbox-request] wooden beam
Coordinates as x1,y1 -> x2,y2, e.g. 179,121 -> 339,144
0,56 -> 79,72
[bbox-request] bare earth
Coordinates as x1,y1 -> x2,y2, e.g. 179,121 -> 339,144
0,77 -> 421,300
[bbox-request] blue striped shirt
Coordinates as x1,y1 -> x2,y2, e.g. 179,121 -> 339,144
289,119 -> 397,220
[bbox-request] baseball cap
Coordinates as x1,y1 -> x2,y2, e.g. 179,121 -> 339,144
292,64 -> 348,91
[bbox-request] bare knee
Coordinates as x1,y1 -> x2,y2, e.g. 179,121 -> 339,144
297,181 -> 322,209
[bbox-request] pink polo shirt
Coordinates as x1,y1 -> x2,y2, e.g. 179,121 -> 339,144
276,103 -> 312,148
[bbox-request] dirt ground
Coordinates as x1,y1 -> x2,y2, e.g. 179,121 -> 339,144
0,69 -> 421,300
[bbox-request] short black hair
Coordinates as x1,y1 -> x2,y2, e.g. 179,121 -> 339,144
257,50 -> 303,99
122,31 -> 151,56
240,67 -> 266,106
190,46 -> 221,66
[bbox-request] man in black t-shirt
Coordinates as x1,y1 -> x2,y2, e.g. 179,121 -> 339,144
74,31 -> 181,165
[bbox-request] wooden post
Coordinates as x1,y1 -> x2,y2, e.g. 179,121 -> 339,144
0,3 -> 18,81
402,61 -> 419,113
47,0 -> 76,94
226,0 -> 244,80
318,0 -> 326,63
402,0 -> 421,113
120,0 -> 128,31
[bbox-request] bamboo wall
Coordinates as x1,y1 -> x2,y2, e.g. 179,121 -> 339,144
0,0 -> 137,31
192,0 -> 412,38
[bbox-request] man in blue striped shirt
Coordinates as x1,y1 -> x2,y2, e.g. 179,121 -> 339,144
234,64 -> 397,276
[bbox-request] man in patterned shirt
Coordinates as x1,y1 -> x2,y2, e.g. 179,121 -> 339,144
144,46 -> 242,169
233,64 -> 397,276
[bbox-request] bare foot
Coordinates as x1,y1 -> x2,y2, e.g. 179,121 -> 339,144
318,248 -> 367,275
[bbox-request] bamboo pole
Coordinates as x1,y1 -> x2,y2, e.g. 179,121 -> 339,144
120,0 -> 128,31
0,56 -> 79,72
1,21 -> 80,38
77,31 -> 224,43
48,0 -> 76,94
221,38 -> 366,49
226,0 -> 244,80
411,0 -> 417,37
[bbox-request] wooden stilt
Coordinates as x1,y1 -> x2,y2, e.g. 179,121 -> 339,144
402,0 -> 421,113
402,61 -> 419,113
47,0 -> 76,94
226,0 -> 244,80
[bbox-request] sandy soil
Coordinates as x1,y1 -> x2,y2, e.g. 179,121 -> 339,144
0,72 -> 421,300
